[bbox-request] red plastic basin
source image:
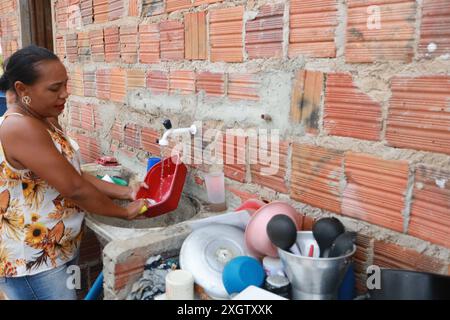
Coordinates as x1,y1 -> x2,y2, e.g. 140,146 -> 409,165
136,156 -> 187,218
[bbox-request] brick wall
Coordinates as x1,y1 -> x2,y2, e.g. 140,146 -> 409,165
0,0 -> 19,59
2,0 -> 449,296
76,227 -> 103,299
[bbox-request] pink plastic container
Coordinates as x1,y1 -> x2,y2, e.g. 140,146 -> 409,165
245,201 -> 301,259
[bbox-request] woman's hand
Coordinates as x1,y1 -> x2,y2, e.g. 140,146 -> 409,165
127,181 -> 149,201
125,199 -> 151,220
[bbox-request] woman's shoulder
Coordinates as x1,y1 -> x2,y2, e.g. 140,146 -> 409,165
0,114 -> 56,148
1,113 -> 51,135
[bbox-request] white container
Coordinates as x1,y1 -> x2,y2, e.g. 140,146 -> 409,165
232,286 -> 288,300
204,171 -> 226,204
262,257 -> 285,277
165,270 -> 194,300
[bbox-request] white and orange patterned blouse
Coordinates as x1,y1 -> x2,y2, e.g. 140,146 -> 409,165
0,113 -> 85,277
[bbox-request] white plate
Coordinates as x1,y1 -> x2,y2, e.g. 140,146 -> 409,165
179,224 -> 249,300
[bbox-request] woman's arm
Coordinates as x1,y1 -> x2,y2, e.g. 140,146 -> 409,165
82,172 -> 130,200
0,116 -> 146,219
82,172 -> 149,201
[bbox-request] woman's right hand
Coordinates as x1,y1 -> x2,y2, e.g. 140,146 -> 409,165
125,199 -> 150,220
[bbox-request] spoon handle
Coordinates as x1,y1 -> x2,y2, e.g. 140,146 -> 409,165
290,244 -> 302,256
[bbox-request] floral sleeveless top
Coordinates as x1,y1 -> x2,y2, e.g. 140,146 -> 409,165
0,114 -> 85,277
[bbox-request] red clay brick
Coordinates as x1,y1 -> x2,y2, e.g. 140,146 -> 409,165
128,0 -> 139,16
419,0 -> 450,58
141,127 -> 160,155
342,152 -> 409,232
409,165 -> 450,249
78,228 -> 101,264
291,144 -> 344,214
89,29 -> 104,62
250,139 -> 289,193
290,70 -> 324,134
93,0 -> 108,23
166,0 -> 191,12
185,11 -> 207,60
127,69 -> 146,90
139,23 -> 160,64
55,35 -> 66,60
70,67 -> 84,96
226,186 -> 260,203
77,32 -> 90,61
169,70 -> 196,95
227,73 -> 260,101
120,25 -> 138,64
124,124 -> 140,149
210,6 -> 244,63
221,133 -> 247,183
80,0 -> 93,25
373,240 -> 446,273
324,73 -> 382,141
0,0 -> 17,15
346,0 -> 416,63
74,133 -> 102,163
194,0 -> 222,5
104,26 -> 120,62
196,72 -> 225,97
386,76 -> 450,155
302,215 -> 316,231
80,104 -> 95,131
110,68 -> 127,103
67,1 -> 82,29
69,101 -> 82,129
96,69 -> 110,100
108,0 -> 124,21
66,33 -> 78,63
83,69 -> 96,97
354,233 -> 373,294
289,0 -> 338,58
56,0 -> 69,31
246,3 -> 284,59
146,71 -> 169,94
141,0 -> 164,16
111,119 -> 123,142
160,20 -> 184,61
114,255 -> 146,289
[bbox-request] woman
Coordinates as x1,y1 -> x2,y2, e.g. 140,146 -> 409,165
0,45 -> 150,300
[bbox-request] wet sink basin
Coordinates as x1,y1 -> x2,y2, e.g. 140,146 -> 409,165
86,195 -> 202,246
89,195 -> 199,229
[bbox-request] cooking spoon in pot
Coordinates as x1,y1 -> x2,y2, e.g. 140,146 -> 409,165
312,217 -> 345,258
328,231 -> 357,258
267,214 -> 302,255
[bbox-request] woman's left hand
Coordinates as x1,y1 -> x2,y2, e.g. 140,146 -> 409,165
128,181 -> 149,201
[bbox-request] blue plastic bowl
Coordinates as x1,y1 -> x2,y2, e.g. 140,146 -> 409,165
222,256 -> 265,296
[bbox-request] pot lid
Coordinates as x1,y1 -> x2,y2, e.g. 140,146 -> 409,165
180,224 -> 249,300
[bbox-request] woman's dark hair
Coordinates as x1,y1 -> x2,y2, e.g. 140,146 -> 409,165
0,45 -> 59,92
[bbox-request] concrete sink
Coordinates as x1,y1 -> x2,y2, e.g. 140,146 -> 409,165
81,163 -> 204,246
86,195 -> 202,246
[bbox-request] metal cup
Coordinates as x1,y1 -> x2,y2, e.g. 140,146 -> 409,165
278,231 -> 356,300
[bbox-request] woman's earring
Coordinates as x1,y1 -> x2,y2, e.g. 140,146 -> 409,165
22,96 -> 31,106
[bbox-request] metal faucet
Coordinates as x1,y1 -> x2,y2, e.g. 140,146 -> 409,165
157,119 -> 197,146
